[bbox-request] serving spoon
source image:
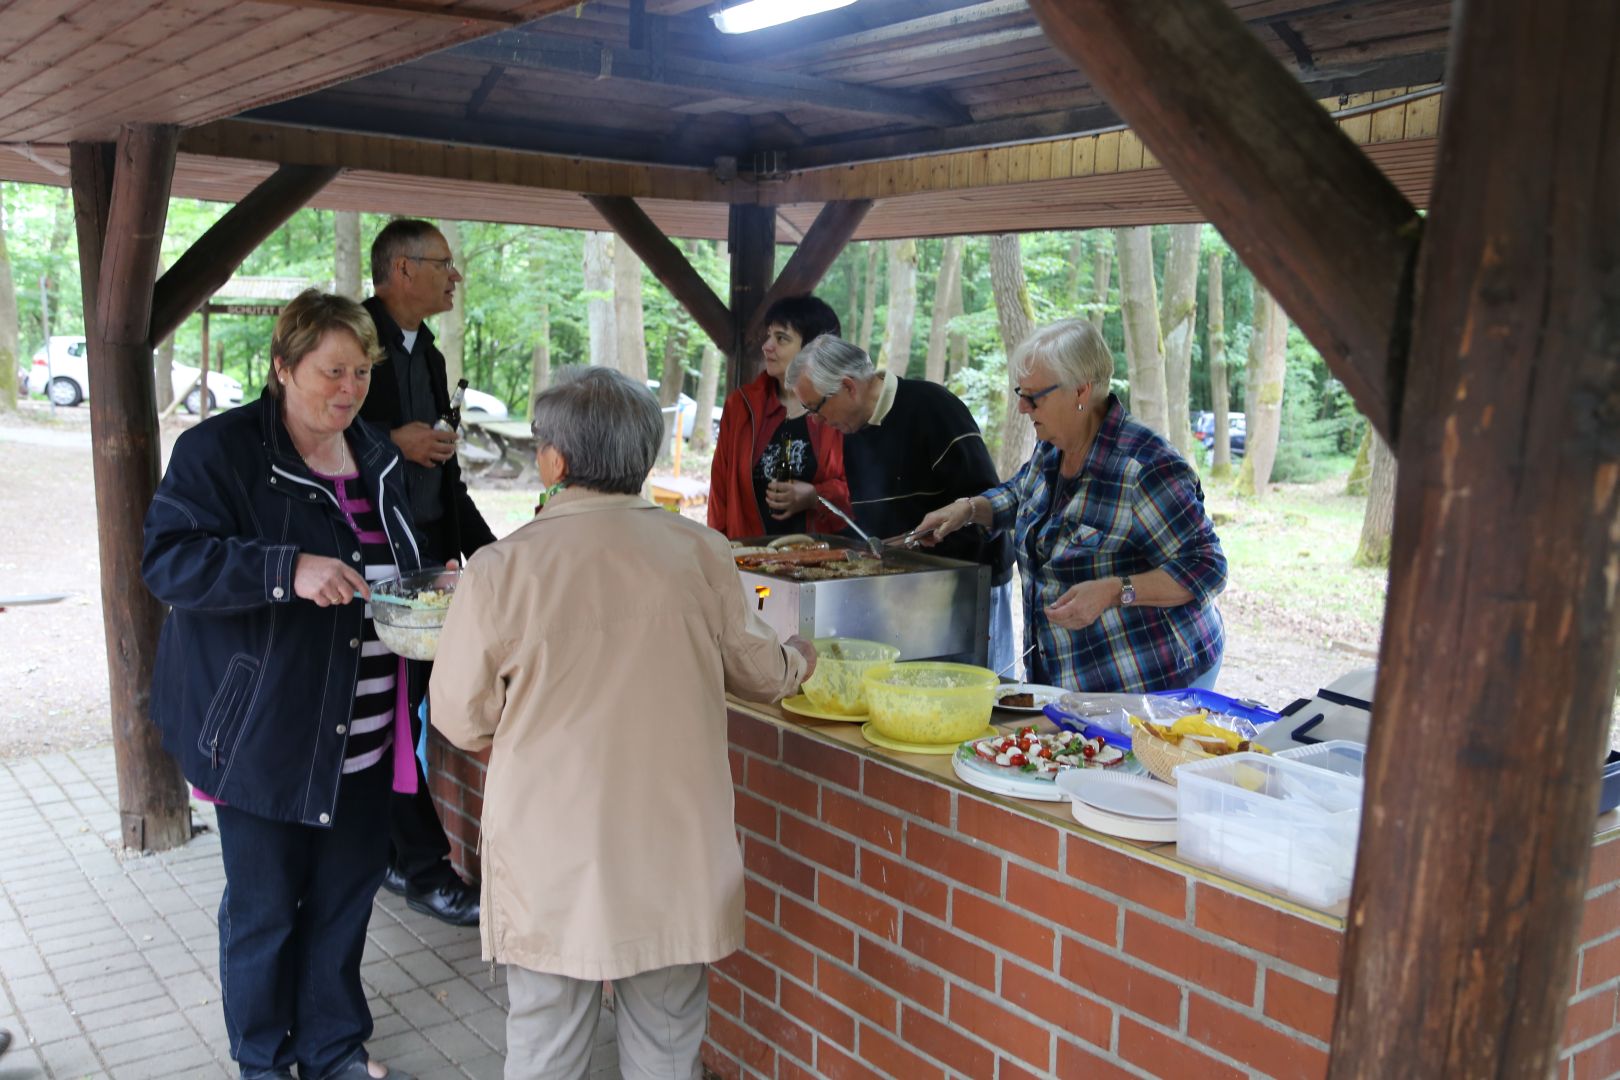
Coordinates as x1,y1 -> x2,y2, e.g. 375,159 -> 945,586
815,496 -> 885,558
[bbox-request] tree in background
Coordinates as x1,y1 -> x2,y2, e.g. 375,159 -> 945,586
879,238 -> 917,371
439,220 -> 466,388
1237,287 -> 1288,496
1087,235 -> 1112,331
1159,224 -> 1201,459
989,234 -> 1035,477
0,185 -> 19,412
857,243 -> 879,354
923,236 -> 963,383
583,231 -> 615,368
1354,430 -> 1397,567
613,234 -> 648,382
1205,250 -> 1235,479
1113,225 -> 1168,435
333,210 -> 362,301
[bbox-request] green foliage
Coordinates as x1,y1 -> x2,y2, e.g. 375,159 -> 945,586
1270,324 -> 1365,482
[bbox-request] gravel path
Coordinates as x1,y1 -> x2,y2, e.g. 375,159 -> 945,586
0,403 -> 1381,761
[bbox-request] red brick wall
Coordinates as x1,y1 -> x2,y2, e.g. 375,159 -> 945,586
427,731 -> 485,882
705,709 -> 1620,1080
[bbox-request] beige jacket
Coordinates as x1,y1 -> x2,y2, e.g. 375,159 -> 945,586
429,489 -> 806,980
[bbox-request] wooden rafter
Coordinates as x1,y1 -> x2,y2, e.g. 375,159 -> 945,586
1027,0 -> 1422,445
749,199 -> 873,340
456,33 -> 969,127
250,0 -> 565,28
585,195 -> 733,353
149,165 -> 341,346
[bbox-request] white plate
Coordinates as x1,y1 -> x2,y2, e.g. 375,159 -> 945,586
993,683 -> 1069,713
1056,770 -> 1178,821
1069,799 -> 1178,842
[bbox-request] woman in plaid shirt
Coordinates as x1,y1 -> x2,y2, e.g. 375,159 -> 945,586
915,318 -> 1227,692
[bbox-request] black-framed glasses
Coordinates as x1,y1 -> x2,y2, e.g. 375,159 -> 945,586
1014,383 -> 1062,408
805,387 -> 841,415
407,255 -> 457,272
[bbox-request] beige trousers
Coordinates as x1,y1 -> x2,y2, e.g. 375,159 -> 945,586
503,963 -> 708,1080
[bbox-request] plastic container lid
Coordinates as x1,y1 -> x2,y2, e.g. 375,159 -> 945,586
1274,739 -> 1367,779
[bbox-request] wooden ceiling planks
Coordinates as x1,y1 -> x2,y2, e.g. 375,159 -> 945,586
0,0 -> 583,142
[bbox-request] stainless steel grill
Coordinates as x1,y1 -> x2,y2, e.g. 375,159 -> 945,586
734,537 -> 990,665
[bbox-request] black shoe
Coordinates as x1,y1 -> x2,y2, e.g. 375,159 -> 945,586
0,1029 -> 10,1060
380,866 -> 408,896
405,877 -> 479,927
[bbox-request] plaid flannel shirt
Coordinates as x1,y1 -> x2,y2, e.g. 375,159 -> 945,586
983,395 -> 1226,692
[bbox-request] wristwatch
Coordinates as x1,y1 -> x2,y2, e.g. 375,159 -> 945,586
1119,575 -> 1136,607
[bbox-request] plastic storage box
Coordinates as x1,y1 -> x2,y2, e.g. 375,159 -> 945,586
1176,751 -> 1363,909
1275,739 -> 1367,779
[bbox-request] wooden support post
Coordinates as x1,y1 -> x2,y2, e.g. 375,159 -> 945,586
148,164 -> 340,346
1026,0 -> 1421,446
70,127 -> 191,853
726,202 -> 775,392
1328,1 -> 1620,1075
584,195 -> 733,354
749,198 -> 873,343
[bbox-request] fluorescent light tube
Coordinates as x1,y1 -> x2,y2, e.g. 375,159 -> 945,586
711,0 -> 857,35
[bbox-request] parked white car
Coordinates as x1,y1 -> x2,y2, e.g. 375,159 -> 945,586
28,335 -> 243,413
461,387 -> 508,420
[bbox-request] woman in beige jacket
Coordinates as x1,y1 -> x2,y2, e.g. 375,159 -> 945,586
430,368 -> 814,1080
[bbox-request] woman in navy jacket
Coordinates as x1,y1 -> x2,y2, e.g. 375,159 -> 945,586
144,291 -> 429,1080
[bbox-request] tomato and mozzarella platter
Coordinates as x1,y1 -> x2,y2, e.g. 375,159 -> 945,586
969,726 -> 1124,775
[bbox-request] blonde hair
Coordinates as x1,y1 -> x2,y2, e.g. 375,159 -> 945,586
1010,318 -> 1115,389
267,290 -> 384,397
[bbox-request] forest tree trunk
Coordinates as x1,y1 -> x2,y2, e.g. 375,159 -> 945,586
946,255 -> 968,379
1237,287 -> 1287,497
924,236 -> 963,382
1207,252 -> 1233,478
1160,223 -> 1201,458
334,210 -> 362,301
154,326 -> 175,413
528,295 -> 551,414
1353,429 -> 1396,567
0,185 -> 17,412
858,242 -> 879,354
614,233 -> 648,382
691,342 -> 721,453
1089,240 -> 1112,330
990,234 -> 1037,477
1113,225 -> 1169,435
846,249 -> 860,341
879,238 -> 917,372
1345,425 -> 1373,495
583,231 -> 616,368
1065,232 -> 1084,306
440,220 -> 465,388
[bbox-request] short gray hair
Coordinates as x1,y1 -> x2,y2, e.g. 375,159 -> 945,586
1010,318 -> 1115,389
530,367 -> 663,495
370,219 -> 443,287
787,335 -> 875,396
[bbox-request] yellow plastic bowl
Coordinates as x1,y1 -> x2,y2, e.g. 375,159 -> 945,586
863,662 -> 999,745
801,638 -> 902,716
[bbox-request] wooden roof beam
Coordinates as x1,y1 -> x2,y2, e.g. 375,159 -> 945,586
149,164 -> 342,346
1027,0 -> 1421,446
250,0 -> 568,29
456,33 -> 969,128
750,198 -> 873,340
584,195 -> 734,352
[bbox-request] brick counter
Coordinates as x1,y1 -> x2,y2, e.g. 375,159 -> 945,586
426,707 -> 1620,1079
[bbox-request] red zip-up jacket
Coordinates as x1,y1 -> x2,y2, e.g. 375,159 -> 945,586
707,372 -> 851,539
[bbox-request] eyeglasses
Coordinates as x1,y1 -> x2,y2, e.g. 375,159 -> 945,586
406,255 -> 457,272
1014,383 -> 1062,408
805,387 -> 841,415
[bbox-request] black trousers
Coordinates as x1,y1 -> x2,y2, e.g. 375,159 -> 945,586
389,514 -> 457,889
216,762 -> 389,1079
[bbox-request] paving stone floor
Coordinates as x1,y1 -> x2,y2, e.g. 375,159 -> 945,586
0,747 -> 620,1079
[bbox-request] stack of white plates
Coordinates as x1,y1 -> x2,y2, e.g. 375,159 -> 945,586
1054,770 -> 1178,842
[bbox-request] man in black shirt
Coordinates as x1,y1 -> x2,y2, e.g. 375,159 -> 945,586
360,219 -> 496,927
785,335 -> 1015,672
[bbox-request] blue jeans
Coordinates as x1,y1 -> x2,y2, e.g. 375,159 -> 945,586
1188,654 -> 1223,690
988,580 -> 1016,676
215,762 -> 390,1080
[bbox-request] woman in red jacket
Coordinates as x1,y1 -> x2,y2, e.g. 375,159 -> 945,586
708,295 -> 852,539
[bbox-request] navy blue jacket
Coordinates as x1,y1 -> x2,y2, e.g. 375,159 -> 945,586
143,392 -> 429,827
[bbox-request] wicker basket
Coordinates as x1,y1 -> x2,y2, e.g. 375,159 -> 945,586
1129,728 -> 1216,786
